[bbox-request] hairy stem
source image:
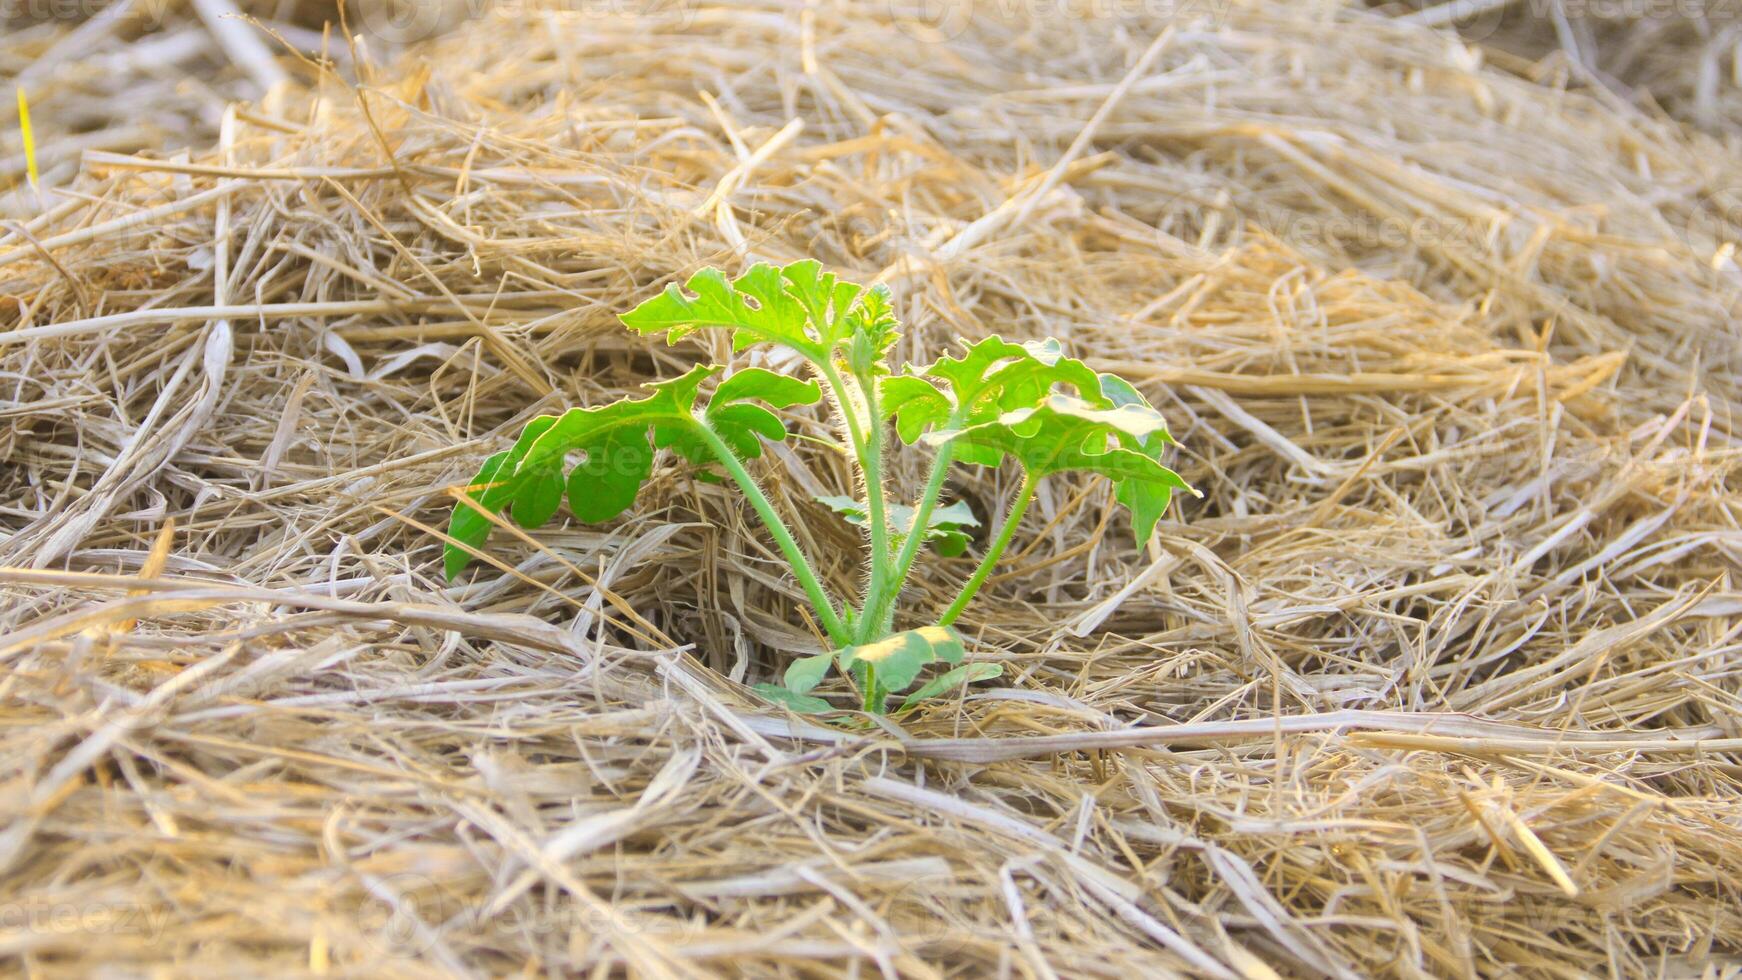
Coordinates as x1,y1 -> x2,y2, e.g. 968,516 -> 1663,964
859,662 -> 880,713
939,470 -> 1039,628
820,360 -> 891,640
867,437 -> 956,636
856,369 -> 893,641
691,417 -> 850,645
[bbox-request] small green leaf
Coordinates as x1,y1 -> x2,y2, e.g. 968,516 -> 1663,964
921,500 -> 979,557
898,662 -> 1003,713
713,367 -> 822,410
878,375 -> 951,444
1097,373 -> 1179,544
927,393 -> 1196,547
620,265 -> 820,357
659,366 -> 823,464
816,496 -> 979,556
814,494 -> 862,520
623,261 -> 891,360
837,626 -> 965,693
778,259 -> 866,344
707,367 -> 820,459
842,283 -> 900,372
882,335 -> 1106,464
783,653 -> 835,694
753,683 -> 833,714
705,403 -> 789,457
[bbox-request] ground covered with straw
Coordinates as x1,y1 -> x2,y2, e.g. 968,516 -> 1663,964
2,2 -> 1741,976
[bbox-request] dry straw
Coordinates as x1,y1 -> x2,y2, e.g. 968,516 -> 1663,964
1,0 -> 1740,976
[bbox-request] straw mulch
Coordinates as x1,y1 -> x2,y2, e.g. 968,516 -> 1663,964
2,3 -> 1740,976
1388,0 -> 1742,139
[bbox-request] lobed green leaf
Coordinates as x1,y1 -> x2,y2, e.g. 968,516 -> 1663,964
443,363 -> 821,579
618,260 -> 886,362
927,393 -> 1196,546
880,335 -> 1105,464
1097,373 -> 1180,543
778,259 -> 866,344
443,415 -> 557,580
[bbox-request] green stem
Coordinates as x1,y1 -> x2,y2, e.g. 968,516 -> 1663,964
691,417 -> 850,646
819,361 -> 870,457
859,662 -> 880,713
820,361 -> 891,641
858,371 -> 893,641
867,437 -> 956,637
938,470 -> 1039,628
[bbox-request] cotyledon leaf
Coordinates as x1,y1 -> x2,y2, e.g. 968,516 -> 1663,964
782,653 -> 835,695
898,662 -> 1003,713
752,683 -> 833,714
836,626 -> 966,694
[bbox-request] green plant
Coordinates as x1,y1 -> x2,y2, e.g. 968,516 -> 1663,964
441,261 -> 1194,714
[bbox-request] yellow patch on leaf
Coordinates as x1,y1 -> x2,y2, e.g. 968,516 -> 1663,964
851,633 -> 910,664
